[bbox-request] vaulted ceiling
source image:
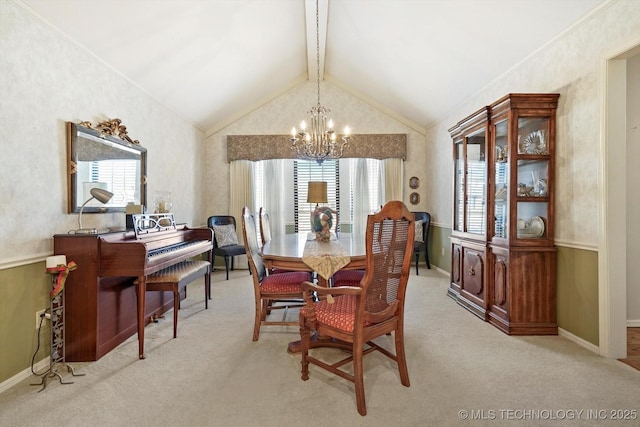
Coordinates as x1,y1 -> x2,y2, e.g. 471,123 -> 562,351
21,0 -> 606,134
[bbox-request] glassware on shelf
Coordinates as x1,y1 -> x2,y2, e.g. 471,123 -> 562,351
154,191 -> 173,213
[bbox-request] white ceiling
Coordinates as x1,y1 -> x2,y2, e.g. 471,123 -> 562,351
21,0 -> 606,134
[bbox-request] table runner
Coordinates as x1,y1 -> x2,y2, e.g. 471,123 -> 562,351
302,235 -> 351,280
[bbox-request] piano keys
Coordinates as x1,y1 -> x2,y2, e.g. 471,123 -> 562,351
53,215 -> 213,361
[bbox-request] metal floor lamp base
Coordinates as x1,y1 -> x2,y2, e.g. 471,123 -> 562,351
31,277 -> 85,392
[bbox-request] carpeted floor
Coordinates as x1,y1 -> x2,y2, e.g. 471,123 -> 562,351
1,267 -> 639,426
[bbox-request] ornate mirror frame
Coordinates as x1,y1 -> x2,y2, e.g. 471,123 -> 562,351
67,119 -> 147,213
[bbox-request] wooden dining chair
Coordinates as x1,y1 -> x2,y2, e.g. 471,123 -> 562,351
241,207 -> 311,341
298,200 -> 415,416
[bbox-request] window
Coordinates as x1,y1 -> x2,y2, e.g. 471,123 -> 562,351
294,160 -> 340,233
90,159 -> 138,205
252,158 -> 382,235
347,158 -> 382,217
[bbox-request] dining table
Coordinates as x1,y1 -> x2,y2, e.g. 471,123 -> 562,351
261,232 -> 366,353
262,232 -> 366,287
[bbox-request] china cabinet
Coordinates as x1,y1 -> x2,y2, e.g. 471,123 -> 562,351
447,94 -> 559,335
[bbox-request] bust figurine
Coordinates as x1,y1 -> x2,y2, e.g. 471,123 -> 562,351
312,207 -> 333,242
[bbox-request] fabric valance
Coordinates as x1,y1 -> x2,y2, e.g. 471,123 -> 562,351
226,134 -> 406,162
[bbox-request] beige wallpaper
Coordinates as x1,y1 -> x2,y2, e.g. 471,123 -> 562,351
204,81 -> 427,219
0,1 -> 204,265
425,0 -> 640,249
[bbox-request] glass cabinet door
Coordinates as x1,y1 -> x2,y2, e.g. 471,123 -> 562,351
494,120 -> 509,239
515,116 -> 551,240
454,140 -> 464,232
465,129 -> 486,235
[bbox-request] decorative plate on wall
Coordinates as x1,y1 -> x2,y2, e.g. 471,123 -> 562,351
410,192 -> 420,205
409,176 -> 420,189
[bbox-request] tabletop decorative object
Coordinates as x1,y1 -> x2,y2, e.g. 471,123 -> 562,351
312,207 -> 333,241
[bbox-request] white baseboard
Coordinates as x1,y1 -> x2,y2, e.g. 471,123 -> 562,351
432,266 -> 449,276
627,319 -> 640,327
0,358 -> 49,394
558,327 -> 600,355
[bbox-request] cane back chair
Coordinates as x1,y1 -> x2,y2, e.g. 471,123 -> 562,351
299,200 -> 415,416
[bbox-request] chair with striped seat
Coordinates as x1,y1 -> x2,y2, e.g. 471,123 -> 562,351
241,207 -> 311,341
298,200 -> 415,416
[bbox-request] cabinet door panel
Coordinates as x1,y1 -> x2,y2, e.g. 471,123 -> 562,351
493,254 -> 508,307
452,244 -> 462,285
462,249 -> 484,298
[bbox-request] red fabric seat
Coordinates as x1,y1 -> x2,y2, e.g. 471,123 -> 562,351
332,269 -> 365,287
261,271 -> 311,294
303,295 -> 370,332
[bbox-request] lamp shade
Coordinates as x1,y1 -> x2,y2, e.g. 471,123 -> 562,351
307,181 -> 328,204
90,187 -> 114,204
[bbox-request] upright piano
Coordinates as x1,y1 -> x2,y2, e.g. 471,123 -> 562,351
53,214 -> 213,361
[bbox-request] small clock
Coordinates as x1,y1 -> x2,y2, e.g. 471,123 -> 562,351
409,192 -> 420,205
409,176 -> 420,189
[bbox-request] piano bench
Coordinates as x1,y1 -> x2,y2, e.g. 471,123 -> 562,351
145,260 -> 211,339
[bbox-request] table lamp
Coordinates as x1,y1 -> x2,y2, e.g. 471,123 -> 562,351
307,181 -> 328,208
74,187 -> 114,234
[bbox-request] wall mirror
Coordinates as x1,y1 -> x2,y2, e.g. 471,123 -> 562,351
67,119 -> 147,213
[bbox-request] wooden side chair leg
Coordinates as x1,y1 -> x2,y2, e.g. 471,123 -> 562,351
300,312 -> 310,381
252,297 -> 261,342
395,327 -> 410,387
353,341 -> 367,416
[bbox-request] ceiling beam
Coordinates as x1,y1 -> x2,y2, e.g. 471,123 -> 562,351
305,0 -> 328,82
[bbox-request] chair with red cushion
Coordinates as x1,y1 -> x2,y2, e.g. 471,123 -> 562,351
331,269 -> 365,287
298,200 -> 415,416
241,207 -> 310,341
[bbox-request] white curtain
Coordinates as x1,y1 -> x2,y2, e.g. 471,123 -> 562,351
262,159 -> 286,236
351,158 -> 370,236
230,160 -> 253,267
382,158 -> 404,203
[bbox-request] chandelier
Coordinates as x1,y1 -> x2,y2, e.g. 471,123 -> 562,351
290,0 -> 350,164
